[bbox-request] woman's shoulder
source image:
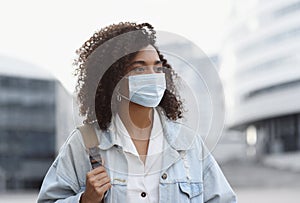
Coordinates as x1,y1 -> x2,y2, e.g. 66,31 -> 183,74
161,119 -> 203,151
56,127 -> 86,156
65,128 -> 83,145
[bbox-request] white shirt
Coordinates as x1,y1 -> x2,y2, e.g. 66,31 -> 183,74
111,109 -> 165,203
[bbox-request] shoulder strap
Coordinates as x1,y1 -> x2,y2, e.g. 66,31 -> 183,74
77,123 -> 99,149
77,124 -> 102,169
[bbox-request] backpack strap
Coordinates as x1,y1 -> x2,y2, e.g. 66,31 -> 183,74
77,124 -> 102,168
77,123 -> 99,149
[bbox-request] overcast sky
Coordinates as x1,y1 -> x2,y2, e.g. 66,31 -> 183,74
0,0 -> 232,92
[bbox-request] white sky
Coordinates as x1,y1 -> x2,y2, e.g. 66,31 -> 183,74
0,0 -> 232,92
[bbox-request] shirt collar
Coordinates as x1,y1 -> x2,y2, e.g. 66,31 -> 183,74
96,107 -> 197,151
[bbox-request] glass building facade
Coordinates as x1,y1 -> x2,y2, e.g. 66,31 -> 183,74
0,56 -> 74,191
220,0 -> 300,157
0,75 -> 55,189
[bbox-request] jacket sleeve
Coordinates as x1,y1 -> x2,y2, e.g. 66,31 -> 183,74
37,129 -> 90,203
203,153 -> 237,203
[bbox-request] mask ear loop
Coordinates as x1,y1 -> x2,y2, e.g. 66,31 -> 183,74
117,93 -> 122,102
116,76 -> 130,102
116,85 -> 130,102
115,85 -> 122,102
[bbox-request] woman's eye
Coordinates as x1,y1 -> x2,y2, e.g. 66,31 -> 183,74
154,66 -> 164,73
133,67 -> 145,72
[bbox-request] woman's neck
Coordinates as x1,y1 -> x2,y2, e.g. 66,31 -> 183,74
118,102 -> 153,163
129,102 -> 153,128
118,101 -> 153,139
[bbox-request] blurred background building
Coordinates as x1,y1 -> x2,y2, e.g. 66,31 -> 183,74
220,0 -> 300,163
0,55 -> 73,191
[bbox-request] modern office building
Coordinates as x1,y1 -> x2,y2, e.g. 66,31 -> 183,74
220,0 -> 300,158
0,55 -> 73,190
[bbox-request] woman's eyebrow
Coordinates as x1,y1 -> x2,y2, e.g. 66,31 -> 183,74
128,60 -> 162,66
154,60 -> 163,65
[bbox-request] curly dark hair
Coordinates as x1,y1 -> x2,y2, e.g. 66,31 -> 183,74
73,22 -> 183,130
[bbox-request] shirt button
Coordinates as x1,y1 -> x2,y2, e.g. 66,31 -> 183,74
141,192 -> 147,198
161,173 -> 167,180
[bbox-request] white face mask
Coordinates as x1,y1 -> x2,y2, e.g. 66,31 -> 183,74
120,73 -> 166,107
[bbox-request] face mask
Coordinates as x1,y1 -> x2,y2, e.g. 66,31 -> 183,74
120,73 -> 166,107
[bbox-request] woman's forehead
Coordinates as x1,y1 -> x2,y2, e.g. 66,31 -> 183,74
130,45 -> 160,62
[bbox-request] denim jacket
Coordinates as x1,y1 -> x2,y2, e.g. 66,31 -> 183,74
38,113 -> 237,203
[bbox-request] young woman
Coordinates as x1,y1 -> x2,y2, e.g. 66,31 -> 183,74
38,22 -> 236,203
